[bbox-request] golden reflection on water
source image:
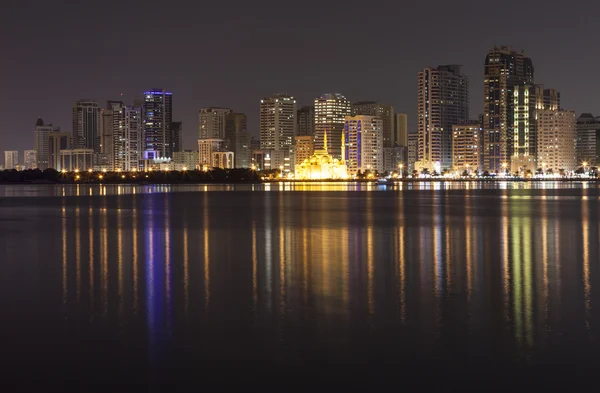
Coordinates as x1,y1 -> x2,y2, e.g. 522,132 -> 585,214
75,206 -> 81,302
582,193 -> 591,332
203,192 -> 210,310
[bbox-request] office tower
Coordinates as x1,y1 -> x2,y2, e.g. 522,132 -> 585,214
171,121 -> 182,153
24,150 -> 37,169
511,85 -> 543,173
314,93 -> 351,159
34,118 -> 59,170
576,113 -> 600,167
143,89 -> 173,159
48,132 -> 72,170
225,113 -> 251,167
343,115 -> 383,175
297,106 -> 315,137
101,101 -> 142,171
198,139 -> 225,169
173,150 -> 199,170
417,65 -> 469,172
452,121 -> 483,173
537,110 -> 577,172
4,151 -> 18,170
544,89 -> 560,110
407,132 -> 418,172
352,101 -> 395,147
484,46 -> 534,172
73,100 -> 101,152
199,107 -> 232,139
260,94 -> 296,151
294,136 -> 314,166
395,113 -> 408,147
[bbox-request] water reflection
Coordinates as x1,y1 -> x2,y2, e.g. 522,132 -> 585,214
8,186 -> 600,381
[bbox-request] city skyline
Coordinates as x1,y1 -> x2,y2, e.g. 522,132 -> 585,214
3,2 -> 600,155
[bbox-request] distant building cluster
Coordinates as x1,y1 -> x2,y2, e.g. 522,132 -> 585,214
4,45 -> 598,176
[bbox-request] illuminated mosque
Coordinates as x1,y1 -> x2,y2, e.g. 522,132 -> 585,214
295,131 -> 348,180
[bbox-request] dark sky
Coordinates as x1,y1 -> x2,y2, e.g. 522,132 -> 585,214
1,0 -> 598,158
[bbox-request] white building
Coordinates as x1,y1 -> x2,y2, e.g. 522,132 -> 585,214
24,150 -> 37,169
212,151 -> 234,169
343,115 -> 383,175
260,94 -> 296,151
199,107 -> 232,139
314,93 -> 351,159
4,151 -> 18,170
537,110 -> 577,173
101,101 -> 142,171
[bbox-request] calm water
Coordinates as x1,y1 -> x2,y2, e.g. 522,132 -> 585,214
1,182 -> 600,391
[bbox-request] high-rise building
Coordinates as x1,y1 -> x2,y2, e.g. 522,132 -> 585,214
225,113 -> 251,168
198,139 -> 225,169
576,113 -> 600,167
34,118 -> 59,170
314,93 -> 351,159
452,121 -> 483,173
544,89 -> 560,110
382,146 -> 406,173
143,89 -> 173,159
407,132 -> 418,172
101,101 -> 142,171
173,150 -> 199,170
48,132 -> 71,170
537,110 -> 577,173
294,136 -> 314,166
395,113 -> 408,147
199,108 -> 232,139
343,115 -> 383,175
484,46 -> 534,172
260,94 -> 296,151
171,121 -> 182,154
352,102 -> 395,148
73,100 -> 101,152
297,106 -> 315,137
417,65 -> 469,172
4,151 -> 18,170
24,150 -> 37,169
511,85 -> 544,173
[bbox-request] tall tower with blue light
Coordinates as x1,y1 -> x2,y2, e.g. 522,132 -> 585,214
143,89 -> 173,159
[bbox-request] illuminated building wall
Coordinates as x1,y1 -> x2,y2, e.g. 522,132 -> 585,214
73,100 -> 101,153
260,94 -> 296,151
483,46 -> 534,172
34,118 -> 59,170
511,85 -> 543,173
60,149 -> 94,171
198,138 -> 224,169
537,110 -> 576,172
417,65 -> 469,171
173,150 -> 199,170
344,115 -> 383,174
198,107 -> 232,139
576,113 -> 600,167
101,101 -> 143,172
294,136 -> 314,166
314,93 -> 351,159
352,101 -> 395,148
4,150 -> 18,170
48,132 -> 71,171
24,150 -> 37,169
452,121 -> 483,173
395,113 -> 408,147
143,89 -> 173,159
212,151 -> 234,169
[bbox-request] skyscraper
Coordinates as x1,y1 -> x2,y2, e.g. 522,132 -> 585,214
352,102 -> 395,148
314,93 -> 351,159
511,84 -> 543,173
452,121 -> 483,173
343,115 -> 383,174
101,101 -> 143,171
297,106 -> 315,137
484,46 -> 534,172
34,118 -> 59,170
416,65 -> 469,172
48,132 -> 71,170
576,113 -> 600,167
24,150 -> 37,169
260,94 -> 296,151
395,113 -> 408,147
171,121 -> 182,154
143,89 -> 173,159
225,113 -> 250,168
199,107 -> 232,139
4,151 -> 18,170
537,110 -> 577,172
73,100 -> 101,152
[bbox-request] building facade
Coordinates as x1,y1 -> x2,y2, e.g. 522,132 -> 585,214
417,65 -> 469,171
143,89 -> 173,159
24,150 -> 37,169
101,101 -> 143,171
34,118 -> 59,170
294,136 -> 314,167
48,132 -> 72,171
199,107 -> 232,139
395,113 -> 408,147
297,106 -> 315,137
73,100 -> 101,152
314,93 -> 351,159
343,115 -> 383,175
576,113 -> 600,167
352,102 -> 395,148
225,113 -> 250,168
407,132 -> 418,172
212,151 -> 235,169
452,121 -> 483,173
171,121 -> 182,154
173,150 -> 199,170
198,138 -> 224,169
4,151 -> 18,170
484,46 -> 534,172
511,85 -> 543,173
260,94 -> 296,151
382,146 -> 406,173
60,149 -> 95,172
537,110 -> 577,173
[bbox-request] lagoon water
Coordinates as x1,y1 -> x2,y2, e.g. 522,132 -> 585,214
1,182 -> 599,391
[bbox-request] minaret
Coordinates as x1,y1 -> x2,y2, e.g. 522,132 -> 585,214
323,130 -> 328,154
341,132 -> 345,161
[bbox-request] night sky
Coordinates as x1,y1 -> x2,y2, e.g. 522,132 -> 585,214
2,0 -> 599,158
